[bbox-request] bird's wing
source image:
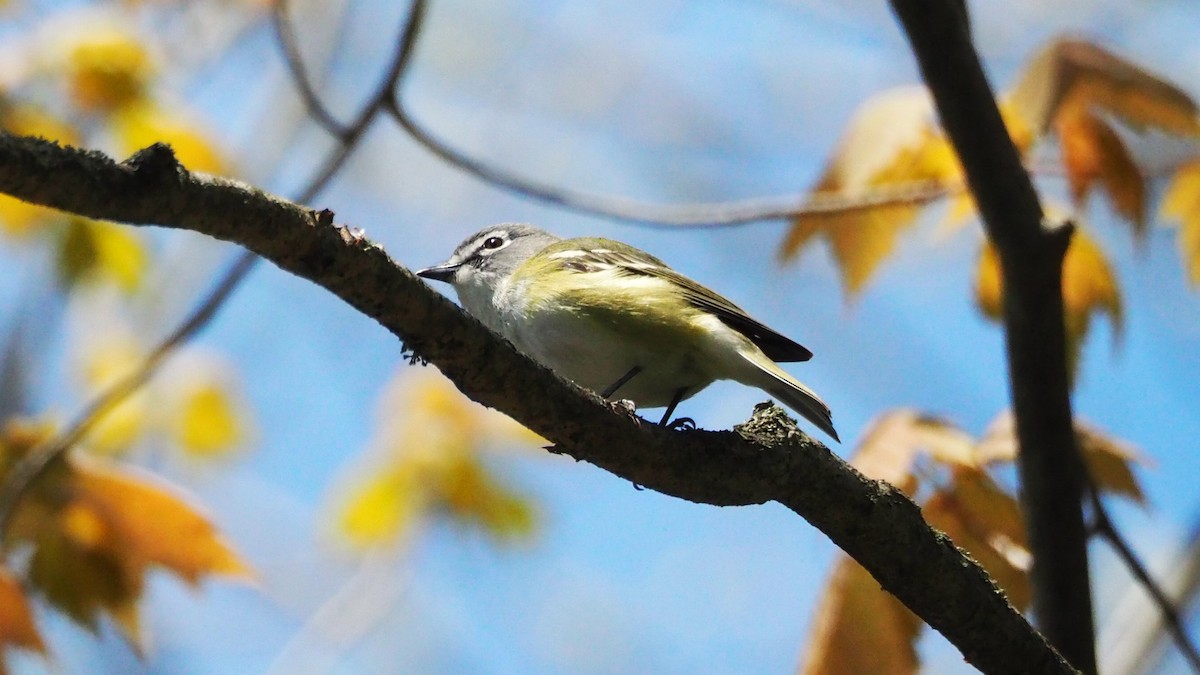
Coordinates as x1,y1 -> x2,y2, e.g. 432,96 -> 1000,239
553,240 -> 814,363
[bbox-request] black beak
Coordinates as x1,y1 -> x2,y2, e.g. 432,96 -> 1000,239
416,262 -> 459,283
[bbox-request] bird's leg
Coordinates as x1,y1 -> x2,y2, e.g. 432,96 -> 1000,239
657,388 -> 694,430
601,365 -> 642,399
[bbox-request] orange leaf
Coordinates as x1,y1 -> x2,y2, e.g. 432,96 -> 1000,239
0,567 -> 45,655
850,410 -> 979,493
976,413 -> 1147,503
798,556 -> 920,675
1057,110 -> 1145,227
1077,423 -> 1148,504
1007,38 -> 1200,139
69,457 -> 252,584
923,487 -> 1031,611
1161,160 -> 1200,285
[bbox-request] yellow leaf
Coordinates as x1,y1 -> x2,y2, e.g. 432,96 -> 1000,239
113,103 -> 225,174
0,567 -> 45,655
334,371 -> 542,548
973,227 -> 1122,367
799,556 -> 920,675
782,87 -> 962,296
338,470 -> 424,548
56,218 -> 147,292
1005,38 -> 1199,232
65,30 -> 153,112
70,456 -> 253,584
434,452 -> 537,541
1161,160 -> 1200,285
974,242 -> 1003,320
174,383 -> 244,458
1061,227 -> 1123,345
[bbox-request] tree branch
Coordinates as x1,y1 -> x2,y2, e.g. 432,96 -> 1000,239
0,131 -> 1072,674
889,1 -> 1095,672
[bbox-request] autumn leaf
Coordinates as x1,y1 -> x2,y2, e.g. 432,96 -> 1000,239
69,457 -> 252,584
0,420 -> 250,651
974,225 -> 1122,372
0,568 -> 45,657
782,87 -> 963,296
851,410 -> 978,493
113,103 -> 226,174
172,382 -> 245,458
923,466 -> 1031,611
64,29 -> 153,112
1006,38 -> 1200,233
1057,110 -> 1145,226
798,556 -> 920,675
333,371 -> 541,549
975,412 -> 1147,503
56,218 -> 148,292
1008,38 -> 1200,140
1160,160 -> 1200,285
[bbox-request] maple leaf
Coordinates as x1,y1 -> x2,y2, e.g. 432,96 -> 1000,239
0,420 -> 251,653
1007,38 -> 1200,232
976,412 -> 1148,504
974,224 -> 1122,375
798,556 -> 920,675
923,469 -> 1031,611
850,410 -> 979,493
781,87 -> 963,296
333,371 -> 541,549
0,567 -> 45,658
1160,160 -> 1200,285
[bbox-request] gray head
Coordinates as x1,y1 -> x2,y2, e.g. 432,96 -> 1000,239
418,223 -> 561,328
417,223 -> 560,288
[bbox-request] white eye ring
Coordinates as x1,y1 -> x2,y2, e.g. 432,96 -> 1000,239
482,236 -> 505,250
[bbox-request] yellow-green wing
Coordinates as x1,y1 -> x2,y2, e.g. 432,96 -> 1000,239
549,238 -> 814,363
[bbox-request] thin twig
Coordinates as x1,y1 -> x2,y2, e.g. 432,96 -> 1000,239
380,0 -> 959,227
270,0 -> 348,139
1085,475 -> 1200,673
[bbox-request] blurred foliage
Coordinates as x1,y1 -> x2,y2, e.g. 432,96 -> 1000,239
334,371 -> 543,549
786,37 -> 1200,360
0,420 -> 251,659
798,411 -> 1146,674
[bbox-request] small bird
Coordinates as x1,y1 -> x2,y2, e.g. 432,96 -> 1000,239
417,224 -> 838,441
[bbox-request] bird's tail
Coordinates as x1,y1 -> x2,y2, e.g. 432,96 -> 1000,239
736,349 -> 839,442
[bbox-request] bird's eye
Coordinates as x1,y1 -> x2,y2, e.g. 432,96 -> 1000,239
482,236 -> 505,250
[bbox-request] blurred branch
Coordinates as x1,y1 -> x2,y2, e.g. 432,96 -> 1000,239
375,0 -> 956,227
890,1 -> 1095,671
0,133 -> 1072,674
1086,480 -> 1200,673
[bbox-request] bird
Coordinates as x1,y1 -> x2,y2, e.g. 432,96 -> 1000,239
417,223 -> 838,441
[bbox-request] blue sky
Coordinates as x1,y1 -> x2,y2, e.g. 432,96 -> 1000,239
7,0 -> 1200,672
